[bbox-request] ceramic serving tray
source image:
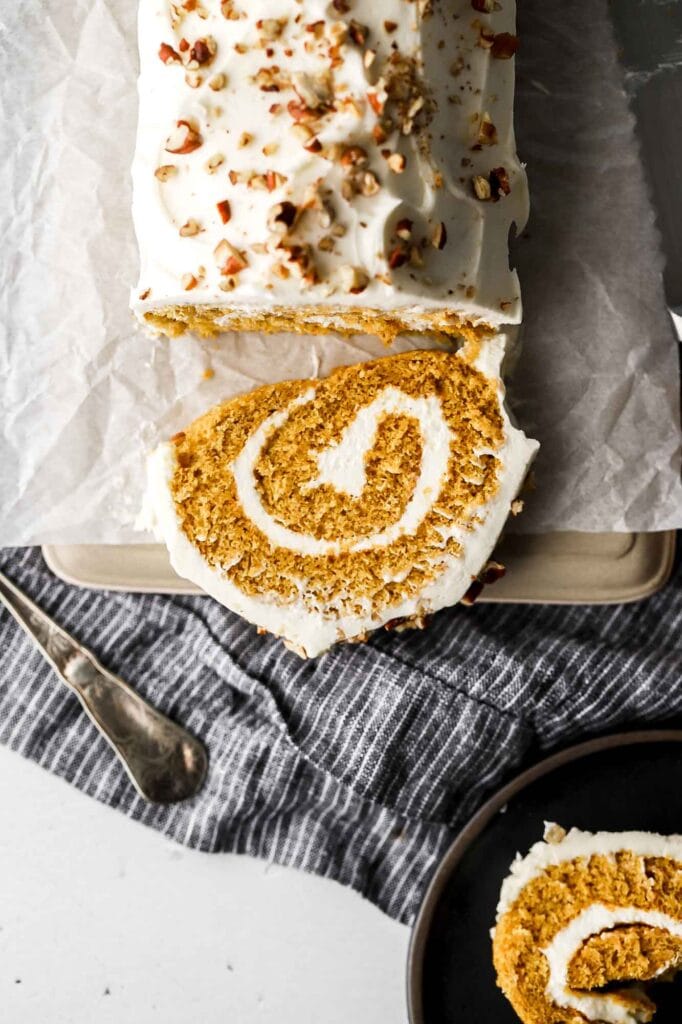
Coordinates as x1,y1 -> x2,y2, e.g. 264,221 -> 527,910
42,531 -> 675,604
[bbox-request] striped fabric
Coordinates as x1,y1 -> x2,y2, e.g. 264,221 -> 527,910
1,545 -> 681,924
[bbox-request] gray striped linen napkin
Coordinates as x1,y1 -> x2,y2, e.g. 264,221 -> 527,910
1,544 -> 681,924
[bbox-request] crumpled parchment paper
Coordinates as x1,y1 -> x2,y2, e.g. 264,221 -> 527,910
0,0 -> 680,543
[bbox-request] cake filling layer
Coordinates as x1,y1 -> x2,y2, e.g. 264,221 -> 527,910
544,906 -> 682,1024
232,385 -> 452,556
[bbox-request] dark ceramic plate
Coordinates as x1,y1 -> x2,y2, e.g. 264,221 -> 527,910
407,731 -> 682,1024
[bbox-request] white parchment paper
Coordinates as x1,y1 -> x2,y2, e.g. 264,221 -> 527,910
0,0 -> 680,544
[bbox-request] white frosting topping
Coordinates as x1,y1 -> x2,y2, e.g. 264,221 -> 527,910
496,828 -> 682,920
543,905 -> 682,1024
140,334 -> 538,656
131,0 -> 527,326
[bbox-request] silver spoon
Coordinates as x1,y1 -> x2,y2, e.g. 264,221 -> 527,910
0,569 -> 208,803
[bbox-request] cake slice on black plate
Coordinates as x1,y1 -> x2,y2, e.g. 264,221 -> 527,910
493,824 -> 682,1024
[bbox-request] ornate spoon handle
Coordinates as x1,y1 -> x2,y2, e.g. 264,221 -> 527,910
0,570 -> 207,803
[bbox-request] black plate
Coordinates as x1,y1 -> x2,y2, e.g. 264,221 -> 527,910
408,731 -> 682,1024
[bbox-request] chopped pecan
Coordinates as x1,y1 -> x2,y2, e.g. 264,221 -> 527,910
477,112 -> 498,147
431,221 -> 447,249
388,245 -> 408,269
189,37 -> 216,66
348,19 -> 368,45
214,238 -> 248,275
165,120 -> 203,154
360,171 -> 380,196
205,153 -> 224,173
159,42 -> 182,65
472,174 -> 491,200
395,217 -> 413,240
287,99 -> 318,123
339,145 -> 369,168
154,164 -> 177,181
179,218 -> 201,236
339,265 -> 369,294
220,0 -> 242,18
489,165 -> 511,198
367,91 -> 385,116
491,32 -> 519,59
256,17 -> 286,40
216,199 -> 231,223
208,72 -> 226,91
461,561 -> 506,605
254,66 -> 288,92
267,200 -> 298,234
292,70 -> 333,111
480,561 -> 506,585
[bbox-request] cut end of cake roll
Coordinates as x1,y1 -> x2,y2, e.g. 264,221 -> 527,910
492,825 -> 682,1024
140,336 -> 538,657
131,0 -> 528,343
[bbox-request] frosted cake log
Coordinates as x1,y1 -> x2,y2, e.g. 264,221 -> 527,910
140,338 -> 537,657
131,0 -> 528,343
493,825 -> 682,1024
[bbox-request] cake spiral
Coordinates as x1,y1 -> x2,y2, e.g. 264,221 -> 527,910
493,826 -> 682,1024
142,339 -> 537,656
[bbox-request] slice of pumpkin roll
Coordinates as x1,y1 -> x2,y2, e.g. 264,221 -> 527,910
141,337 -> 537,657
493,824 -> 682,1024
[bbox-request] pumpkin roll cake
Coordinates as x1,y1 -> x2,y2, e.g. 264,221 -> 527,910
140,337 -> 537,656
131,0 -> 528,343
493,824 -> 682,1024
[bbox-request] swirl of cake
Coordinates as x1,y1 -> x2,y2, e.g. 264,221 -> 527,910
493,825 -> 682,1024
141,338 -> 537,656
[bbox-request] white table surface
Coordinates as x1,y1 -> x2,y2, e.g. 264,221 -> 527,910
0,745 -> 409,1024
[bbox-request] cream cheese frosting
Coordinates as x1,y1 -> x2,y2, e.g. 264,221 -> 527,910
140,334 -> 538,656
544,905 -> 682,1024
131,0 -> 528,329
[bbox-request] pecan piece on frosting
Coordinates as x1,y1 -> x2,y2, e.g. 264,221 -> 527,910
267,200 -> 298,235
472,166 -> 510,201
154,164 -> 177,181
431,222 -> 447,249
491,33 -> 519,59
216,199 -> 231,223
188,36 -> 216,67
159,42 -> 182,65
214,238 -> 248,275
338,265 -> 369,294
165,120 -> 203,154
